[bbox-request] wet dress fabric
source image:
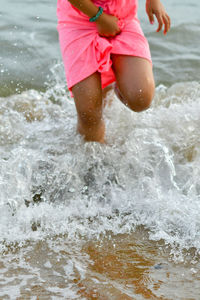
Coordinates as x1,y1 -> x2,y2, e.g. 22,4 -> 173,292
57,0 -> 152,96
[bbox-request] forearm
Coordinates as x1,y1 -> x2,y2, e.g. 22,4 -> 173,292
67,0 -> 99,18
67,0 -> 121,37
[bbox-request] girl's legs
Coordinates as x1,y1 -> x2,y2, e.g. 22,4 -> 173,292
111,55 -> 155,112
72,71 -> 105,143
72,56 -> 154,143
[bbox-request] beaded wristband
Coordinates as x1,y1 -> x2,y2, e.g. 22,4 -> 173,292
89,6 -> 103,22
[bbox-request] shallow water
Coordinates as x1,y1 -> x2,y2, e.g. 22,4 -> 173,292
1,231 -> 200,299
0,0 -> 200,299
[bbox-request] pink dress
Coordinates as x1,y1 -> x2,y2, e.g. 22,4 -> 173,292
57,0 -> 151,97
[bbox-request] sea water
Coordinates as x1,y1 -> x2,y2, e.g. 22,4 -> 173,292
0,0 -> 200,299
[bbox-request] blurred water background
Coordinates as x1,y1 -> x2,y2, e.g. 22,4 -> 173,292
0,0 -> 200,298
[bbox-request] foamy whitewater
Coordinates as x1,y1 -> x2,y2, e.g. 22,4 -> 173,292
1,64 -> 200,259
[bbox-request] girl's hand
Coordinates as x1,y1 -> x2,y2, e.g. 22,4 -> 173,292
146,0 -> 171,34
96,13 -> 121,37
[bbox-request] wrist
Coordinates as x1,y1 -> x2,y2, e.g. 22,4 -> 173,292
89,6 -> 103,22
95,12 -> 105,24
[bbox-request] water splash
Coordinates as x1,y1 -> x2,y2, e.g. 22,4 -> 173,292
0,79 -> 200,261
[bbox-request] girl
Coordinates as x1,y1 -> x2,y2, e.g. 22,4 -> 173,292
57,0 -> 170,143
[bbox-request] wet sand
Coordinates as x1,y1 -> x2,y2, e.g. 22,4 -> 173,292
1,229 -> 200,299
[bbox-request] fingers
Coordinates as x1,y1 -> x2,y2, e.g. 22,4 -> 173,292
163,14 -> 170,34
155,12 -> 171,34
98,15 -> 121,37
155,12 -> 163,32
99,29 -> 121,38
148,11 -> 155,25
167,14 -> 171,32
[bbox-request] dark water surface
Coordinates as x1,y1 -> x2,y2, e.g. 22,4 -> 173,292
0,0 -> 200,299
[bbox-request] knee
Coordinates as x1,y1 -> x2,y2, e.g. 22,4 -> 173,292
123,79 -> 155,112
130,88 -> 153,112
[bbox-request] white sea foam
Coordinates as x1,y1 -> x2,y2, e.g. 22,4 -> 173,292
0,80 -> 200,262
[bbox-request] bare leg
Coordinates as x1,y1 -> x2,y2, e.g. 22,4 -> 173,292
72,72 -> 105,143
111,55 -> 155,112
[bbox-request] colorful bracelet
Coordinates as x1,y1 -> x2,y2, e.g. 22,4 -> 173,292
89,6 -> 103,22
